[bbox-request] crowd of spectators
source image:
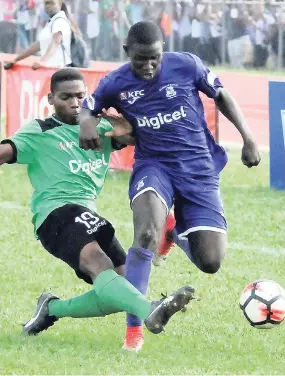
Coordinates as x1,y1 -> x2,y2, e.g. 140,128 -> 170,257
1,0 -> 285,69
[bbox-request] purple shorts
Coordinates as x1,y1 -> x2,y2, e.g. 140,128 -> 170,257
129,163 -> 227,237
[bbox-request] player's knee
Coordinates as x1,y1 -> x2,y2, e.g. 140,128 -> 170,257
189,232 -> 226,274
199,250 -> 225,274
137,227 -> 159,250
200,259 -> 221,274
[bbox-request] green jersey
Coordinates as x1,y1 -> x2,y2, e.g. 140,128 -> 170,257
2,116 -> 120,235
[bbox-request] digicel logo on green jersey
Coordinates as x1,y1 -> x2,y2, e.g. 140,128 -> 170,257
69,157 -> 108,175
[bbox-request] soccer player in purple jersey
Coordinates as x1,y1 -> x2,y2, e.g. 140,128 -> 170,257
79,21 -> 261,351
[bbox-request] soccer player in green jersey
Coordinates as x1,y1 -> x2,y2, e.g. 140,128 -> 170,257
0,68 -> 195,340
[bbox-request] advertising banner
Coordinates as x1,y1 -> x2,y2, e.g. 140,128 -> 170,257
5,64 -> 217,171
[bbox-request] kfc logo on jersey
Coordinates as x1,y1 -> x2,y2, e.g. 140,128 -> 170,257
86,95 -> 95,111
119,90 -> 145,105
119,92 -> 128,100
206,70 -> 217,87
160,84 -> 178,99
58,141 -> 76,150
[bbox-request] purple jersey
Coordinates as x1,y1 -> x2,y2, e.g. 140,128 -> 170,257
83,52 -> 228,177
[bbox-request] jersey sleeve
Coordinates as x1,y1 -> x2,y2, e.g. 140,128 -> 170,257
1,120 -> 42,164
191,54 -> 223,98
83,76 -> 113,116
96,118 -> 113,136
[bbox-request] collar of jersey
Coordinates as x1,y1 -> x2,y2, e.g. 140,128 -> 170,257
50,115 -> 79,127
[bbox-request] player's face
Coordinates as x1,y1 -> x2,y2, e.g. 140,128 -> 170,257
50,80 -> 86,125
127,41 -> 163,81
44,0 -> 61,17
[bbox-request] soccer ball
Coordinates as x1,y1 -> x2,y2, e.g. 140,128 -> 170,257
239,279 -> 285,329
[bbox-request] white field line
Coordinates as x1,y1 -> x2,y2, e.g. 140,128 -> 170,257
0,201 -> 134,228
0,201 -> 28,210
1,202 -> 284,256
228,242 -> 285,257
220,141 -> 269,152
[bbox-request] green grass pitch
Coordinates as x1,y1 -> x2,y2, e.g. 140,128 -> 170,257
0,150 -> 285,375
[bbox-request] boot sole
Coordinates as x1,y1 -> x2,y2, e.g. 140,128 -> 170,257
145,285 -> 195,334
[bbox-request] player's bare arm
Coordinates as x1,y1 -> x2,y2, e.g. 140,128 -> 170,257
0,143 -> 14,165
79,107 -> 135,149
99,107 -> 135,144
79,108 -> 101,150
214,87 -> 261,168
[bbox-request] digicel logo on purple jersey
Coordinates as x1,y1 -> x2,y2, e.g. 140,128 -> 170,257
136,106 -> 186,130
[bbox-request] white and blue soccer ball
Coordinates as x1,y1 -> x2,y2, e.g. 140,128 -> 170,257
239,279 -> 285,329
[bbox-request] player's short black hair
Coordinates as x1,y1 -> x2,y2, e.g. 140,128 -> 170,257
126,21 -> 164,47
50,68 -> 85,93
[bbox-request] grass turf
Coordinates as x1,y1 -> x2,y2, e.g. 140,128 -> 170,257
0,150 -> 285,375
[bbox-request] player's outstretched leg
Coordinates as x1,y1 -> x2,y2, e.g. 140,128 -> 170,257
22,293 -> 59,336
144,285 -> 195,334
22,281 -> 195,337
22,240 -> 196,339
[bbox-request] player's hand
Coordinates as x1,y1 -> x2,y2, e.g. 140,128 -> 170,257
31,62 -> 43,70
99,107 -> 133,137
4,61 -> 15,70
79,116 -> 101,150
241,138 -> 261,168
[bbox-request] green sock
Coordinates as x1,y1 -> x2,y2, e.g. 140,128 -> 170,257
94,269 -> 152,319
48,269 -> 152,320
48,290 -> 105,318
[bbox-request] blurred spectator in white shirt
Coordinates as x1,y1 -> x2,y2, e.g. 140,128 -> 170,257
87,0 -> 99,60
4,0 -> 80,70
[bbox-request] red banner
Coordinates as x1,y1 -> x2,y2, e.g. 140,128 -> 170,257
5,64 -> 217,171
1,0 -> 14,21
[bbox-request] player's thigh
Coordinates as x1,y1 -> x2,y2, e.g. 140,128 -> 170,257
81,237 -> 126,278
187,230 -> 227,270
129,164 -> 174,249
174,174 -> 227,233
174,176 -> 227,265
177,204 -> 227,273
79,241 -> 114,281
37,204 -> 117,284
